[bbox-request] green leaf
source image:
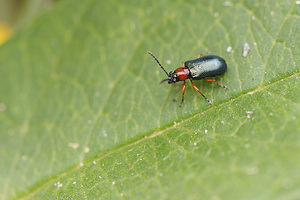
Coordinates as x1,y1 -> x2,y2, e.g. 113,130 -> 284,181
0,0 -> 299,199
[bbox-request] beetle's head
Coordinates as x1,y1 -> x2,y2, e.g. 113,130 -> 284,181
148,51 -> 179,84
160,71 -> 178,84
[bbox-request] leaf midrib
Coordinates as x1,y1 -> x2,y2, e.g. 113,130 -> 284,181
17,71 -> 299,200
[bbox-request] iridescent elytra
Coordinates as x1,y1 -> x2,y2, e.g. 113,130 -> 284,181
147,51 -> 227,106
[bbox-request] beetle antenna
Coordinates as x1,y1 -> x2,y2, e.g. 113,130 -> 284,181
159,78 -> 170,85
147,51 -> 169,76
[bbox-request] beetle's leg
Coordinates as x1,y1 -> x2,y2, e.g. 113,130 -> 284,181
182,62 -> 185,67
180,80 -> 186,107
204,78 -> 227,89
198,54 -> 205,58
190,80 -> 212,104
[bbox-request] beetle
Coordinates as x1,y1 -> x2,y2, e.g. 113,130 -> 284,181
147,51 -> 227,106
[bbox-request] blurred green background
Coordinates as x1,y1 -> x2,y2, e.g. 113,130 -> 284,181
0,0 -> 60,44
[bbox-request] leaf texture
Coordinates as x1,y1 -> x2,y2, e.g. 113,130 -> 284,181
0,0 -> 299,199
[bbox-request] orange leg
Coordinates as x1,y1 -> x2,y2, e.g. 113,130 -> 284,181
204,78 -> 227,89
198,54 -> 205,58
180,80 -> 186,106
190,80 -> 212,104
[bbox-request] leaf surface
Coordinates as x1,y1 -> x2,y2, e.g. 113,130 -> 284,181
0,0 -> 299,199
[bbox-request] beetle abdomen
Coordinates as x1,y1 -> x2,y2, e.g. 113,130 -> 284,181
185,55 -> 227,80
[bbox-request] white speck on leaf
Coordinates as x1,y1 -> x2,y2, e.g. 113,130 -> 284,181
226,46 -> 232,52
166,59 -> 171,64
112,181 -> 115,185
205,129 -> 208,134
80,162 -> 84,167
269,112 -> 273,116
68,143 -> 79,150
93,161 -> 96,165
73,181 -> 76,184
57,182 -> 63,188
223,1 -> 231,6
248,91 -> 254,95
102,130 -> 107,137
252,16 -> 256,20
297,1 -> 300,4
174,121 -> 177,127
243,42 -> 250,57
84,147 -> 90,153
221,120 -> 225,124
246,111 -> 253,114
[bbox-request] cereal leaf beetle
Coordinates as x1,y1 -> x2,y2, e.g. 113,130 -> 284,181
147,51 -> 227,106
